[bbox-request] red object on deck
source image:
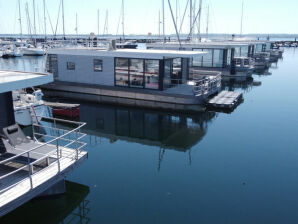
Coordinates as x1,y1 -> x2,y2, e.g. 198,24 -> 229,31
52,106 -> 80,118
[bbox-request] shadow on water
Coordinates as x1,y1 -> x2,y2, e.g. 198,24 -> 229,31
0,181 -> 90,224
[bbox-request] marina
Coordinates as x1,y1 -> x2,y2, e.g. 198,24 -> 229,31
0,0 -> 297,223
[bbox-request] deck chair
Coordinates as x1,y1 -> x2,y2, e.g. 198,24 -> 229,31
2,124 -> 57,167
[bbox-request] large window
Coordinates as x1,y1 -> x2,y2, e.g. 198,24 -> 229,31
129,59 -> 144,88
213,49 -> 224,67
67,62 -> 75,70
115,58 -> 160,90
115,58 -> 129,86
94,59 -> 103,72
145,60 -> 159,89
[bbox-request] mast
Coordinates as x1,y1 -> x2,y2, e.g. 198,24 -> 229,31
189,0 -> 193,41
197,0 -> 202,41
158,10 -> 161,38
43,0 -> 47,40
18,0 -> 22,39
61,0 -> 65,40
33,0 -> 36,35
75,13 -> 78,38
162,0 -> 165,46
168,0 -> 181,47
122,0 -> 125,40
240,1 -> 244,36
206,5 -> 209,40
97,9 -> 100,37
25,2 -> 32,39
33,0 -> 36,45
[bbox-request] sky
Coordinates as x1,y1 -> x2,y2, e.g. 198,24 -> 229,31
0,0 -> 297,36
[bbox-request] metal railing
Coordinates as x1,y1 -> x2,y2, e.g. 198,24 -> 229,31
191,70 -> 222,96
0,116 -> 87,195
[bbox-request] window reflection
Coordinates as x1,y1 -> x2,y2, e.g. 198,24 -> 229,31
129,59 -> 144,88
115,58 -> 129,86
145,60 -> 159,89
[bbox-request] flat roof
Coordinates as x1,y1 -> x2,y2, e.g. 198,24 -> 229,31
147,41 -> 251,49
0,70 -> 53,93
48,48 -> 207,59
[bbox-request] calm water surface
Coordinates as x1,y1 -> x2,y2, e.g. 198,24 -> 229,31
1,49 -> 298,224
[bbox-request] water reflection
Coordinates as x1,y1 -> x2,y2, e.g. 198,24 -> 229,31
0,181 -> 90,224
79,103 -> 217,152
222,77 -> 262,93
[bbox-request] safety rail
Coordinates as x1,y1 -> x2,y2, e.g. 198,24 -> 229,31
191,70 -> 222,96
0,116 -> 87,194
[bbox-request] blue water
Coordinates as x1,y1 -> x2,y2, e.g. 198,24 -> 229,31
1,48 -> 298,223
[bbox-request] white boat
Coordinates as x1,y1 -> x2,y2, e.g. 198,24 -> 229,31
22,45 -> 46,56
2,46 -> 23,58
13,89 -> 48,126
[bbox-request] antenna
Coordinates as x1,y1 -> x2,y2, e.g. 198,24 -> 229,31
18,0 -> 22,39
240,1 -> 244,36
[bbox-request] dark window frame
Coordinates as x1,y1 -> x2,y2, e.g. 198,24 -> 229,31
114,57 -> 161,91
66,62 -> 75,70
94,59 -> 103,72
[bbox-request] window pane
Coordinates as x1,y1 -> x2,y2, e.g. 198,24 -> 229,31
145,60 -> 159,90
129,59 -> 144,88
172,58 -> 181,80
67,62 -> 75,70
115,58 -> 129,86
213,49 -> 224,67
94,59 -> 103,72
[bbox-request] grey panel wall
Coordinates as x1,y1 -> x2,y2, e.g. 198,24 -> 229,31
57,55 -> 115,86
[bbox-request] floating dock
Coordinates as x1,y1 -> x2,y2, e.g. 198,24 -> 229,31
207,91 -> 243,109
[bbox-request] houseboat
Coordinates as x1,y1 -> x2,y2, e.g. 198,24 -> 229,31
42,47 -> 222,112
0,70 -> 88,217
146,42 -> 255,79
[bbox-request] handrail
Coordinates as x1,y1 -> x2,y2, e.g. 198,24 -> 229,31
0,117 -> 86,165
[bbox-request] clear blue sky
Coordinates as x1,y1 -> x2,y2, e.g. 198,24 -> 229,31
0,0 -> 297,35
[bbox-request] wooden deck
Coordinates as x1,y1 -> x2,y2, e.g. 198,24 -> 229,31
0,147 -> 88,217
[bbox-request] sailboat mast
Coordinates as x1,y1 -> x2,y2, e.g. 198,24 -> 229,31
189,0 -> 193,41
122,0 -> 125,40
206,5 -> 209,39
43,0 -> 46,40
162,0 -> 165,46
97,9 -> 100,37
62,0 -> 65,39
76,13 -> 78,37
18,0 -> 22,39
197,0 -> 202,41
240,1 -> 244,36
33,0 -> 36,35
158,10 -> 161,38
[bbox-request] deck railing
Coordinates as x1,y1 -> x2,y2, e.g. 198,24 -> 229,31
0,116 -> 86,195
191,70 -> 222,96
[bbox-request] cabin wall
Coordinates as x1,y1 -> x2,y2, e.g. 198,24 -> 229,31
56,54 -> 114,86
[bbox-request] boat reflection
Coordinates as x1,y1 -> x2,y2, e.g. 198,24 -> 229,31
79,103 -> 217,152
222,77 -> 262,93
0,181 -> 90,224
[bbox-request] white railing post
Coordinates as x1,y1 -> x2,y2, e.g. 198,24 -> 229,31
75,130 -> 79,160
27,152 -> 33,189
56,139 -> 61,172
